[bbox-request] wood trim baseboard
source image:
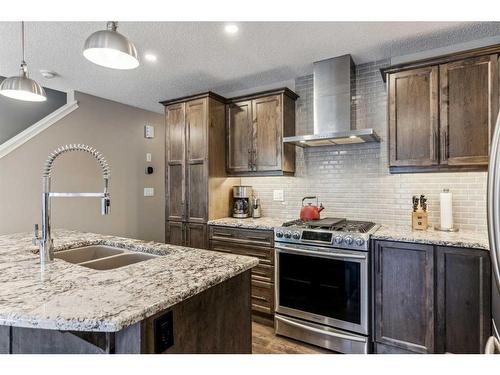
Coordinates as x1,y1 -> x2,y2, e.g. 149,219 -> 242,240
0,97 -> 79,159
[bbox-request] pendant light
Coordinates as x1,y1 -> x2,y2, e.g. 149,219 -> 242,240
83,21 -> 139,70
0,22 -> 47,102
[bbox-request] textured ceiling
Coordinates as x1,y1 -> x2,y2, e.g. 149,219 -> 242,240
0,21 -> 499,113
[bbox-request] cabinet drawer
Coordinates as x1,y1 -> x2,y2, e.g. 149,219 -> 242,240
209,226 -> 273,247
252,263 -> 274,283
251,280 -> 274,315
209,240 -> 273,265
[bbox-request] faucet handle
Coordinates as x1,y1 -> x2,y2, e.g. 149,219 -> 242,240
32,224 -> 40,245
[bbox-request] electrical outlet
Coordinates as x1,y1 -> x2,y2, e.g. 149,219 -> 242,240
144,188 -> 154,197
273,189 -> 284,202
146,153 -> 152,162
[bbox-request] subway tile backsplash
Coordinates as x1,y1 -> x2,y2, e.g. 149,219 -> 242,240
241,60 -> 488,232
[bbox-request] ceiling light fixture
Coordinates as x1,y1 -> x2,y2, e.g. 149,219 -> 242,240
83,21 -> 139,70
224,24 -> 239,34
0,22 -> 47,102
144,53 -> 157,62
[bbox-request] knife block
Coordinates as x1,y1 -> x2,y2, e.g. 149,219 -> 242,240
412,211 -> 428,231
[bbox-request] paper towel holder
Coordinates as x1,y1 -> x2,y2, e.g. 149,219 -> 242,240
434,224 -> 459,232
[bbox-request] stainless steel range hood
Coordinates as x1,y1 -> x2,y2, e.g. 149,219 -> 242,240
284,54 -> 380,147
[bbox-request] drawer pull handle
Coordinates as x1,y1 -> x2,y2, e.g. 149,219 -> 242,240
246,236 -> 269,241
214,232 -> 233,237
252,295 -> 268,301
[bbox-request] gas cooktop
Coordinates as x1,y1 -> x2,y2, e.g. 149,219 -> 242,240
275,218 -> 380,251
282,218 -> 376,233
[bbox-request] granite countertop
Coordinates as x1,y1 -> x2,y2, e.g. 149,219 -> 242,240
208,217 -> 490,250
207,217 -> 285,231
0,230 -> 258,333
372,226 -> 490,251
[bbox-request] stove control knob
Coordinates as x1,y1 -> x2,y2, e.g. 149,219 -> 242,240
334,235 -> 343,244
345,236 -> 354,245
284,231 -> 292,239
355,238 -> 365,246
276,230 -> 284,238
292,231 -> 301,240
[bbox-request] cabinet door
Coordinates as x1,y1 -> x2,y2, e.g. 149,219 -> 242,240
186,223 -> 207,249
185,99 -> 208,223
440,55 -> 498,166
436,246 -> 491,353
389,67 -> 439,167
166,103 -> 186,221
227,101 -> 253,173
252,95 -> 282,171
374,240 -> 434,353
166,221 -> 185,246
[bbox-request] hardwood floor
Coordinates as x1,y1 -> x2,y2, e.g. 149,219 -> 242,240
252,322 -> 332,354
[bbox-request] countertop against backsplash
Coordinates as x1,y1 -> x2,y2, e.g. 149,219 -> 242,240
208,216 -> 490,251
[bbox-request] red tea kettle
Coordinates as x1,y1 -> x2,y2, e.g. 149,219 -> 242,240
300,196 -> 324,221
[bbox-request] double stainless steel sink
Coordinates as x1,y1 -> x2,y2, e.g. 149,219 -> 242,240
54,245 -> 158,270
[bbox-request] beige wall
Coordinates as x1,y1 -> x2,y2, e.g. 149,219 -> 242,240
0,92 -> 165,242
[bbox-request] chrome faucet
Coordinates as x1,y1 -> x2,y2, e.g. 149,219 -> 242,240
33,144 -> 111,264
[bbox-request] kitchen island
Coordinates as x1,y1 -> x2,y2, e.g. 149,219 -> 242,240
0,230 -> 258,354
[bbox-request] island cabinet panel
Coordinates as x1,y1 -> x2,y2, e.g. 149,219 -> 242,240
440,55 -> 498,166
1,271 -> 252,354
163,92 -> 235,249
373,240 -> 435,353
373,240 -> 492,354
208,225 -> 275,325
226,88 -> 298,176
435,246 -> 491,353
389,66 -> 439,167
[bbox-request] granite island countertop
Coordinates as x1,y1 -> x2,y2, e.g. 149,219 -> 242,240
0,230 -> 258,333
372,226 -> 490,251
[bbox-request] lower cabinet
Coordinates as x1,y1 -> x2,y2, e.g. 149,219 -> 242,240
208,225 -> 275,325
372,240 -> 491,354
166,221 -> 207,249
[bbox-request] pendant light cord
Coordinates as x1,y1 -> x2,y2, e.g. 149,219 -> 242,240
21,21 -> 25,64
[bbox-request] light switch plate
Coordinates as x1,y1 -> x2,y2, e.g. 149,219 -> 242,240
273,189 -> 284,201
144,125 -> 155,139
144,188 -> 154,197
146,153 -> 152,162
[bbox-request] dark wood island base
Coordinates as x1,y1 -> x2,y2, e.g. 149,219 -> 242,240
0,271 -> 252,354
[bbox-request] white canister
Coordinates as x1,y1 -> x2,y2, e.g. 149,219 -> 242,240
440,188 -> 453,230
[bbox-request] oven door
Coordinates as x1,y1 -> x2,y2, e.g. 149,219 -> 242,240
275,243 -> 368,335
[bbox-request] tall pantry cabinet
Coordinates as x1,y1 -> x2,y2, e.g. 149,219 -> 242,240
162,92 -> 236,249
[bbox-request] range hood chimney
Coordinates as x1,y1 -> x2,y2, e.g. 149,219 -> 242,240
284,54 -> 380,147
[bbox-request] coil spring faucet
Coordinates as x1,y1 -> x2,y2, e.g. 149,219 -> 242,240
33,144 -> 111,264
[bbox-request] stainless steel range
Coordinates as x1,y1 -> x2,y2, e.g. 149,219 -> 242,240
274,218 -> 379,354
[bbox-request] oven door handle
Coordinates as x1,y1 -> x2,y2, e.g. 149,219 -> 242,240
275,245 -> 367,260
275,315 -> 366,343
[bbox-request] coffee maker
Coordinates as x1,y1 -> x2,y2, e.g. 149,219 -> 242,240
232,186 -> 252,218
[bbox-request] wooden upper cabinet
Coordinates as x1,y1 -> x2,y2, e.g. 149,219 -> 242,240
440,55 -> 499,166
385,47 -> 500,173
389,66 -> 439,167
252,95 -> 282,171
226,88 -> 298,176
227,100 -> 252,173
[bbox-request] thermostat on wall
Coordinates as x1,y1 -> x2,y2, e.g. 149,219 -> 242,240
144,124 -> 155,139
